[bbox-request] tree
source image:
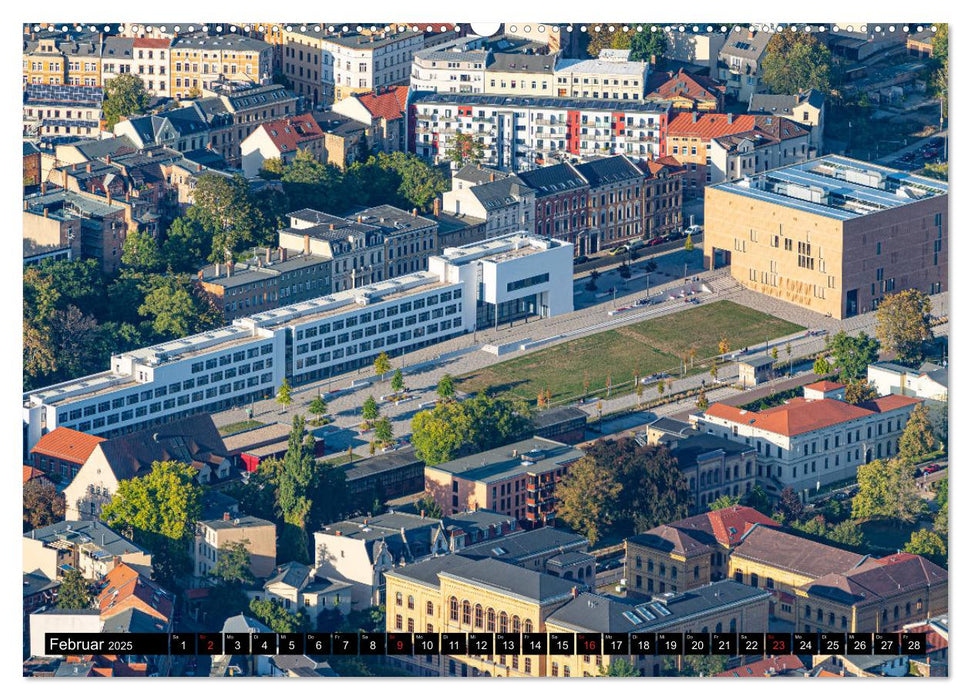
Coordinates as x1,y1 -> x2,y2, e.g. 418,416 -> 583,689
161,215 -> 216,273
904,529 -> 947,564
259,157 -> 287,179
374,417 -> 394,446
776,487 -> 804,523
843,379 -> 879,406
852,458 -> 925,525
826,330 -> 880,381
585,25 -> 632,58
771,346 -> 779,361
249,598 -> 310,633
415,492 -> 444,520
276,416 -> 317,563
656,380 -> 664,397
934,499 -> 948,539
600,658 -> 639,677
875,290 -> 933,366
411,400 -> 471,466
436,373 -> 456,401
813,356 -> 833,375
211,540 -> 256,587
556,453 -> 624,545
373,351 -> 391,378
931,25 -> 948,118
743,484 -> 771,515
138,275 -> 219,339
718,337 -> 730,355
828,519 -> 864,547
192,173 -> 262,262
793,514 -> 828,538
121,229 -> 164,272
445,133 -> 485,167
709,362 -> 718,381
102,74 -> 151,130
390,369 -> 405,394
276,378 -> 293,410
761,31 -> 832,95
897,404 -> 937,464
23,478 -> 65,531
629,28 -> 669,64
362,395 -> 380,423
684,232 -> 694,252
100,460 -> 203,584
677,654 -> 728,677
709,494 -> 741,511
56,569 -> 93,610
308,393 -> 328,424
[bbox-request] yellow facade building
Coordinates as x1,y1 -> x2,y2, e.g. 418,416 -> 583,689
170,34 -> 272,99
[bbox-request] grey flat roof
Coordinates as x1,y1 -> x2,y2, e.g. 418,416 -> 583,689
426,437 -> 582,483
24,520 -> 147,558
711,156 -> 947,220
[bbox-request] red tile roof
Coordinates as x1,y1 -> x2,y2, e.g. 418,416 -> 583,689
706,505 -> 778,547
133,38 -> 172,49
705,394 -> 918,438
30,427 -> 105,464
259,113 -> 325,153
98,564 -> 174,623
903,623 -> 948,653
805,380 -> 846,392
638,156 -> 686,177
355,86 -> 409,121
648,69 -> 725,103
667,112 -> 806,142
23,465 -> 49,484
716,655 -> 805,677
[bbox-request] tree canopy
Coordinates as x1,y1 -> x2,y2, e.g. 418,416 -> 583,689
843,379 -> 879,406
852,458 -> 925,524
875,290 -> 933,366
23,478 -> 65,532
102,74 -> 151,130
761,31 -> 833,95
826,331 -> 880,381
56,569 -> 93,610
897,404 -> 937,464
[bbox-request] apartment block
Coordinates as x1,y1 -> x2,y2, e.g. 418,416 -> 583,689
703,157 -> 948,318
240,113 -> 325,177
23,232 -> 573,449
23,84 -> 103,143
23,520 -> 153,581
424,437 -> 583,525
23,34 -> 102,87
412,92 -> 670,170
194,513 -> 277,579
101,37 -> 173,96
692,381 -> 922,499
169,34 -> 272,99
320,27 -> 425,102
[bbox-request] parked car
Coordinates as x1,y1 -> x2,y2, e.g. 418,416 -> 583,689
574,254 -> 589,264
923,464 -> 943,475
832,491 -> 850,502
609,246 -> 626,256
685,224 -> 703,236
647,236 -> 665,246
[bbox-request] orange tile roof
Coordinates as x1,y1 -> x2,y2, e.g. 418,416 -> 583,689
648,69 -> 725,103
704,394 -> 918,438
31,427 -> 105,464
716,655 -> 805,677
804,380 -> 846,392
98,564 -> 174,623
23,465 -> 48,484
356,86 -> 409,121
133,38 -> 172,49
706,505 -> 779,547
667,112 -> 806,142
259,113 -> 325,153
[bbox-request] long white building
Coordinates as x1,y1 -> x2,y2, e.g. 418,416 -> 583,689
23,232 -> 573,449
411,92 -> 670,171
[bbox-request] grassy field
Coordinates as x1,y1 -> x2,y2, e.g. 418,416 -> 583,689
218,419 -> 266,436
456,300 -> 803,403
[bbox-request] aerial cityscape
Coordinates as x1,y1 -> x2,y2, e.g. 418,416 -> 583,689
21,20 -> 949,679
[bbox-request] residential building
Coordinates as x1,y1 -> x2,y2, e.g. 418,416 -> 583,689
811,654 -> 908,678
169,34 -> 272,99
411,40 -> 490,94
716,655 -> 806,677
665,112 -> 811,195
663,32 -> 726,77
23,232 -> 573,448
23,34 -> 102,88
23,187 -> 129,274
23,84 -> 103,143
101,37 -> 173,97
23,141 -> 42,186
241,114 -> 325,177
23,466 -> 53,488
28,427 -> 104,482
441,166 -> 535,240
703,157 -> 948,318
868,361 -> 948,401
906,30 -> 936,59
728,524 -> 869,621
576,155 -> 647,251
348,204 -> 440,278
113,104 -> 211,152
625,505 -> 778,599
330,86 -> 410,154
62,414 -> 233,520
312,510 -> 514,608
424,437 -> 583,524
458,527 -> 589,576
692,381 -> 923,498
23,520 -> 153,581
797,552 -> 948,633
553,56 -> 650,100
196,248 -> 332,321
97,563 -> 175,629
249,561 -> 352,618
194,513 -> 277,579
646,68 -> 726,111
277,26 -> 330,106
485,53 -> 557,96
516,162 -> 590,255
716,28 -> 773,102
320,27 -> 425,102
639,156 -> 685,240
312,110 -> 369,168
647,425 -> 759,512
748,89 -> 826,150
412,93 -> 670,170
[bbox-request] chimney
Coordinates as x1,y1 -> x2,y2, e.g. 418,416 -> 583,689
197,163 -> 203,172
215,262 -> 221,276
223,512 -> 230,521
420,510 -> 426,519
571,586 -> 578,599
43,207 -> 49,218
23,200 -> 28,211
86,163 -> 92,173
106,192 -> 112,206
335,530 -> 342,536
489,173 -> 495,182
692,112 -> 699,123
266,246 -> 272,263
433,197 -> 441,217
329,223 -> 335,230
303,234 -> 311,255
748,29 -> 755,39
105,154 -> 112,164
227,260 -> 235,276
512,449 -> 518,457
40,181 -> 46,195
357,215 -> 363,223
727,113 -> 734,125
412,208 -> 418,216
198,270 -> 203,280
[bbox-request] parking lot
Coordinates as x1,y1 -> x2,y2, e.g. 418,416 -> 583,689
884,135 -> 947,172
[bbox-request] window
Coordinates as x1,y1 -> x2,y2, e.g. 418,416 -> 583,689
462,600 -> 471,626
448,596 -> 458,621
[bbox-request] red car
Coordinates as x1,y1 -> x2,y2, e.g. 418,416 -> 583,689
923,464 -> 944,474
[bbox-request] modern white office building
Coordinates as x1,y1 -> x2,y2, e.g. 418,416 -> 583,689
23,232 -> 573,450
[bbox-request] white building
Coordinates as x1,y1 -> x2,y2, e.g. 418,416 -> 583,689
552,57 -> 650,100
412,92 -> 669,171
708,119 -> 813,186
442,165 -> 535,238
321,28 -> 425,102
101,37 -> 172,97
868,361 -> 948,402
664,31 -> 727,77
410,40 -> 489,94
691,381 -> 922,499
23,232 -> 573,449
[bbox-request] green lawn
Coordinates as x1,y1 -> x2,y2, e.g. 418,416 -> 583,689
218,419 -> 266,436
457,300 -> 803,403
